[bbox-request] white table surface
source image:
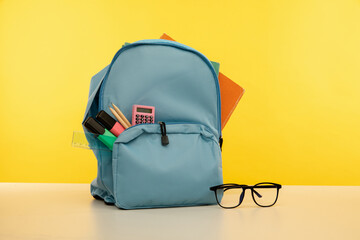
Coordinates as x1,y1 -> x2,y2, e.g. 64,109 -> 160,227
0,183 -> 359,240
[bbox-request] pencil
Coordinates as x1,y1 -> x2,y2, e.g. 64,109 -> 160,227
109,107 -> 129,129
111,103 -> 131,128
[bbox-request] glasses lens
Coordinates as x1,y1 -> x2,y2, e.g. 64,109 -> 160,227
216,187 -> 244,208
252,183 -> 279,207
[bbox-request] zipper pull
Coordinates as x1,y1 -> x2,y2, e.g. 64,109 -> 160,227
159,122 -> 169,146
219,137 -> 223,151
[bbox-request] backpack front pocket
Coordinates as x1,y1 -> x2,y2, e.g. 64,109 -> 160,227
112,123 -> 223,209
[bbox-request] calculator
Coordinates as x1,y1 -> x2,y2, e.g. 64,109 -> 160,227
132,105 -> 155,125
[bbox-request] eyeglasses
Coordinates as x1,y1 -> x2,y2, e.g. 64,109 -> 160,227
210,182 -> 282,209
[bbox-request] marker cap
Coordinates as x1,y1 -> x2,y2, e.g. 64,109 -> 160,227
83,117 -> 105,135
96,111 -> 116,129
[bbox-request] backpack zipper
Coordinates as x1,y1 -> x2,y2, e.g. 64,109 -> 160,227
159,121 -> 169,146
121,121 -> 222,150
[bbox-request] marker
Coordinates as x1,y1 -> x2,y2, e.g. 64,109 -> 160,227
83,117 -> 116,151
96,110 -> 125,137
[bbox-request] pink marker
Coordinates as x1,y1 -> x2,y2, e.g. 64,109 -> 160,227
96,110 -> 125,137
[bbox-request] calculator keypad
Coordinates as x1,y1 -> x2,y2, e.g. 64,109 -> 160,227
135,114 -> 154,124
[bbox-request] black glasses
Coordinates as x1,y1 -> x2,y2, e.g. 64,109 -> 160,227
210,182 -> 282,209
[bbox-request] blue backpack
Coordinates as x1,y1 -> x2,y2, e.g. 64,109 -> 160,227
83,39 -> 223,209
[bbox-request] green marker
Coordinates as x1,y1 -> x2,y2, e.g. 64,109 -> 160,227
83,117 -> 117,151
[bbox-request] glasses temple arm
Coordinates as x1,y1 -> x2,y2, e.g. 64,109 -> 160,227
253,189 -> 262,198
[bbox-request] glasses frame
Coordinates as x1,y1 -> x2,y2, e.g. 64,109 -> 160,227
210,182 -> 282,209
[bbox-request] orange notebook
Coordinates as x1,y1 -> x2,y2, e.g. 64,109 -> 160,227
160,33 -> 244,129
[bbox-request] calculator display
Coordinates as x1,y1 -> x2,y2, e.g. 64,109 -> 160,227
137,107 -> 152,113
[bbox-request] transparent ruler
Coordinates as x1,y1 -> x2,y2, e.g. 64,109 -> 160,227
71,131 -> 111,151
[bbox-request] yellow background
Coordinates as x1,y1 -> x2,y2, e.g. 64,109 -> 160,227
1,0 -> 359,185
